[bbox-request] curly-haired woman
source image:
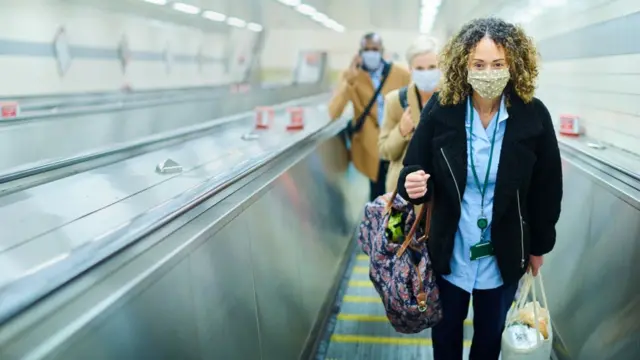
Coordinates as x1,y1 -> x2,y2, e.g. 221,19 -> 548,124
396,18 -> 563,359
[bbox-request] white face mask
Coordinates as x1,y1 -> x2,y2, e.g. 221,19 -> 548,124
361,51 -> 382,70
412,69 -> 440,92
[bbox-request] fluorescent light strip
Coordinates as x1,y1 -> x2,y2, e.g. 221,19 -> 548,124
247,22 -> 263,32
172,2 -> 200,14
227,17 -> 246,28
278,0 -> 301,6
418,0 -> 441,33
275,1 -> 344,32
311,12 -> 329,22
296,4 -> 316,15
143,0 -> 167,5
202,10 -> 226,21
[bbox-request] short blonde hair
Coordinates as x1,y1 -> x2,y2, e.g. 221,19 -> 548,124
405,36 -> 439,64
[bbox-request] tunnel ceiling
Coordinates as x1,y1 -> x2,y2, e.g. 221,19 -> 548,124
264,0 -> 422,31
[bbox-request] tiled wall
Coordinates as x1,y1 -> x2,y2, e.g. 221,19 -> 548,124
0,0 -> 232,95
529,0 -> 640,156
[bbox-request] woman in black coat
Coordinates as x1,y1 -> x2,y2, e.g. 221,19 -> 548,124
397,18 -> 563,360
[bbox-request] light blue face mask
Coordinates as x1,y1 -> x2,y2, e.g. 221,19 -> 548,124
412,69 -> 440,92
361,51 -> 382,71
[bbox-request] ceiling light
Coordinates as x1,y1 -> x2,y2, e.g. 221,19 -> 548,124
278,0 -> 301,6
227,17 -> 246,28
275,1 -> 344,33
172,2 -> 200,14
418,0 -> 441,34
296,4 -> 316,15
143,0 -> 167,5
247,23 -> 263,32
202,10 -> 226,21
311,12 -> 329,22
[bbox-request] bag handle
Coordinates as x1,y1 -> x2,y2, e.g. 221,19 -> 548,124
507,271 -> 549,346
384,189 -> 433,258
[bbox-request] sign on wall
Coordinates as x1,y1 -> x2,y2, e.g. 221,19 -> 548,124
293,50 -> 327,84
117,35 -> 132,74
53,27 -> 72,77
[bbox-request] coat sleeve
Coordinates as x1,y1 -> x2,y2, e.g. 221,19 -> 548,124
397,94 -> 439,205
528,98 -> 563,256
327,71 -> 353,120
378,90 -> 409,161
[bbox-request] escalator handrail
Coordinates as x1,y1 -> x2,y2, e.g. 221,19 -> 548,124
558,138 -> 640,183
0,111 -> 347,326
0,93 -> 329,185
2,83 -> 286,123
15,85 -> 233,112
0,81 -> 234,104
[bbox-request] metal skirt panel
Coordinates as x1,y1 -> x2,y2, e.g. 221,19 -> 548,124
0,133 -> 367,360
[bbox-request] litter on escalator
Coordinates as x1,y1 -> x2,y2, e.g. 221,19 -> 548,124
241,132 -> 260,141
155,158 -> 182,174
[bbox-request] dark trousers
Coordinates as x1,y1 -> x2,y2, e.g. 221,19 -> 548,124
369,160 -> 389,201
432,276 -> 518,360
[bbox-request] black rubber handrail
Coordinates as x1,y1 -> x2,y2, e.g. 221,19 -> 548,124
0,114 -> 346,326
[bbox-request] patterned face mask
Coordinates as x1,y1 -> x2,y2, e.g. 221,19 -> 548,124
467,68 -> 510,99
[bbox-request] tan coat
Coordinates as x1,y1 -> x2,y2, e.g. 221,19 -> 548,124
378,83 -> 424,193
328,64 -> 411,181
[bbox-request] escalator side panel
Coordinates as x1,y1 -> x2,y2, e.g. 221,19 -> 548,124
545,156 -> 640,360
0,132 -> 367,360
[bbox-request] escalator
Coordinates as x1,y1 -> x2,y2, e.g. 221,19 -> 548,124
0,83 -> 637,360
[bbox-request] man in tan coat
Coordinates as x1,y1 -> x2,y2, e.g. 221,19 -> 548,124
328,33 -> 410,201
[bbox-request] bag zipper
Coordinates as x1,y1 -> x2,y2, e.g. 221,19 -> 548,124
440,148 -> 462,203
516,190 -> 525,269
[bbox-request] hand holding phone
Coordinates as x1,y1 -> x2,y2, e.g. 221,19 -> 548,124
346,54 -> 361,80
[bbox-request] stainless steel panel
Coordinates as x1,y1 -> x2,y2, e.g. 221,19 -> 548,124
0,84 -> 325,175
0,107 -> 367,360
50,259 -> 201,360
188,212 -> 262,360
247,191 -> 308,360
545,152 -> 640,360
0,100 -> 332,325
246,139 -> 367,360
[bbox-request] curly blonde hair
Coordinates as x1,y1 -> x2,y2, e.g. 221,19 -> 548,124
438,18 -> 539,106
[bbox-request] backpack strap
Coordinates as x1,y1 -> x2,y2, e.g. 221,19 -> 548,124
398,86 -> 409,110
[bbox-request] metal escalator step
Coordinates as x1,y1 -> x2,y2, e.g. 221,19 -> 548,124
348,280 -> 374,287
331,334 -> 472,347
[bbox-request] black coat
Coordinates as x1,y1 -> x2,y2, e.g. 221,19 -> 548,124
397,92 -> 563,285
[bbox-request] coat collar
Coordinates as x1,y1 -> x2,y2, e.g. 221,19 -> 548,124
429,89 -> 544,223
353,61 -> 392,93
430,90 -> 543,142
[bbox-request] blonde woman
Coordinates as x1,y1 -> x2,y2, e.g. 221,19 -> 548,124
378,36 -> 440,193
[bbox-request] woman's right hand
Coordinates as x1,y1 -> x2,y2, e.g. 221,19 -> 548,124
405,170 -> 430,199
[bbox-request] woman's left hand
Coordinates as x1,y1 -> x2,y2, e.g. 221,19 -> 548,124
529,255 -> 544,276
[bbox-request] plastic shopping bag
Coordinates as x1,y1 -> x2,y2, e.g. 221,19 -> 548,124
501,272 -> 553,360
